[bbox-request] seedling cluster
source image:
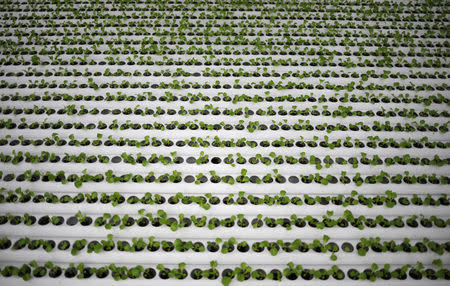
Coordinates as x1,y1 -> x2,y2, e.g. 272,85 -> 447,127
0,0 -> 449,284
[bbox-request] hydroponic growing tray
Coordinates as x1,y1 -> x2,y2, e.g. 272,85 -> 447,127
0,0 -> 449,285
